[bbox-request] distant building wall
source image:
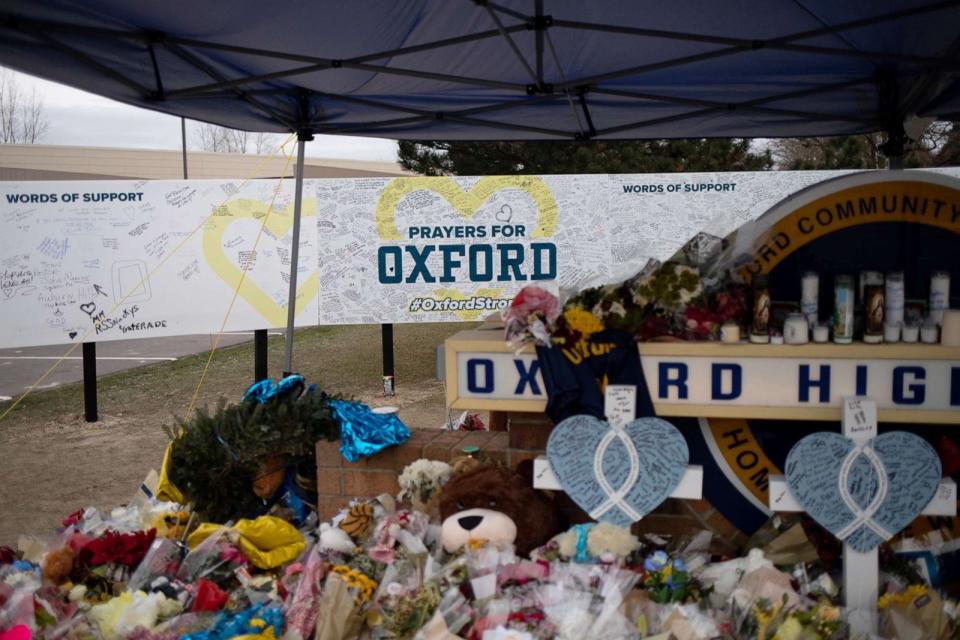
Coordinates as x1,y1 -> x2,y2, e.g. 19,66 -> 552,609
0,144 -> 408,181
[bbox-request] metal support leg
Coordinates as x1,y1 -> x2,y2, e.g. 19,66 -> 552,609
82,342 -> 98,422
282,136 -> 308,376
382,323 -> 395,392
254,329 -> 268,382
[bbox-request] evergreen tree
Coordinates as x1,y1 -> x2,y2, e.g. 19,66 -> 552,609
399,138 -> 772,176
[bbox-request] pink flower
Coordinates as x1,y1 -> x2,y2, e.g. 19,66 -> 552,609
506,286 -> 559,324
217,543 -> 248,565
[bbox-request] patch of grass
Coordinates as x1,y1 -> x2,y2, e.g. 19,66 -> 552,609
0,323 -> 473,433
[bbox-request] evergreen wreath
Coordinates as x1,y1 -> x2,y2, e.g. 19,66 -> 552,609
164,388 -> 341,523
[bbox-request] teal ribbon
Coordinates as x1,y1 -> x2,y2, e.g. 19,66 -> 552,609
573,523 -> 597,563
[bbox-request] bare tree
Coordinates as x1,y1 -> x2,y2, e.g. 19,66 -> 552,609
0,69 -> 49,144
194,123 -> 281,155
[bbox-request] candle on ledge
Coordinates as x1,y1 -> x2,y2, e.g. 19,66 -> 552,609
801,271 -> 819,327
883,322 -> 901,343
813,323 -> 830,343
921,318 -> 939,344
885,271 -> 904,327
903,321 -> 920,343
930,271 -> 951,325
720,322 -> 741,343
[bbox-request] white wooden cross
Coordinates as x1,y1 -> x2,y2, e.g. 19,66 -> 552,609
768,396 -> 957,636
532,384 -> 704,504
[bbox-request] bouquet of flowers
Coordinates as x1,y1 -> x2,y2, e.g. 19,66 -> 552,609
730,597 -> 845,640
502,286 -> 561,349
641,551 -> 710,604
398,460 -> 453,513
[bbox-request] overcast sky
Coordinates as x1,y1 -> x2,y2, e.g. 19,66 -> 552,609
7,68 -> 400,163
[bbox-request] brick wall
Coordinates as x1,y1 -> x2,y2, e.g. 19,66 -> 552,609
316,411 -> 748,552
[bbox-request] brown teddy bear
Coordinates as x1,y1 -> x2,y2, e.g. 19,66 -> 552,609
438,464 -> 559,556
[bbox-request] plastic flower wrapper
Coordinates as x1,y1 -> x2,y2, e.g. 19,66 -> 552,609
127,537 -> 182,593
177,526 -> 245,587
659,603 -> 721,640
372,580 -> 443,638
367,511 -> 430,565
315,571 -> 370,640
540,563 -> 639,640
33,584 -> 82,635
728,566 -> 802,614
466,544 -> 516,601
879,584 -> 951,640
697,548 -> 773,607
729,597 -> 844,640
422,554 -> 469,594
502,286 -> 560,349
0,570 -> 41,632
282,544 -> 328,640
87,590 -> 182,640
414,586 -> 474,639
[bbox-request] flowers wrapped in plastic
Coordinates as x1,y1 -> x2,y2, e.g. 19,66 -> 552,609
502,286 -> 560,349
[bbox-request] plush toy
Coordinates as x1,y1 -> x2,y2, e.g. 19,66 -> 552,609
42,546 -> 76,585
549,522 -> 640,563
438,464 -> 559,556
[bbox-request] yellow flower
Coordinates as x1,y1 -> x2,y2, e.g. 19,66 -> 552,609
467,538 -> 489,551
562,307 -> 605,337
818,604 -> 840,622
331,565 -> 379,605
878,584 -> 928,610
773,617 -> 803,640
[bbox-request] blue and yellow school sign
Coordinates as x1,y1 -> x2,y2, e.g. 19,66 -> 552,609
445,170 -> 960,534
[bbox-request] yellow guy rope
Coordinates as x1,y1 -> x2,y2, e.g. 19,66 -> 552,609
184,142 -> 296,416
0,133 -> 297,423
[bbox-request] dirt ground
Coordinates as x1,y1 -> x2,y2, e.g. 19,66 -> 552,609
0,323 -> 472,546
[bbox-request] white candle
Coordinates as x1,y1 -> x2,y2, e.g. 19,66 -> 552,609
902,322 -> 920,343
720,322 -> 740,343
885,272 -> 904,327
942,310 -> 960,347
801,272 -> 818,327
883,322 -> 901,343
813,324 -> 829,343
921,319 -> 939,344
930,271 -> 951,325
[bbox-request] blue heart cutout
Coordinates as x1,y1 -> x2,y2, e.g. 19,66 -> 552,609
547,415 -> 689,527
785,431 -> 941,553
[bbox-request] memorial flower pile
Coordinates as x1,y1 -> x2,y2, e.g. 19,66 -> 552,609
511,259 -> 751,345
8,456 -> 960,640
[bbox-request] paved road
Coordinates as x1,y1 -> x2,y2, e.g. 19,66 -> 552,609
0,332 -> 282,399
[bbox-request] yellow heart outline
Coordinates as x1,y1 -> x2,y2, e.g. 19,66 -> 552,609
202,198 -> 318,328
374,176 -> 558,241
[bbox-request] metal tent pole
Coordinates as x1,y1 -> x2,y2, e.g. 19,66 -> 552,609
181,117 -> 188,178
283,136 -> 307,375
82,342 -> 97,422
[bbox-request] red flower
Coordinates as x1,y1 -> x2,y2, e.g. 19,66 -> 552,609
61,509 -> 85,528
0,546 -> 14,565
191,578 -> 228,612
684,307 -> 720,339
78,529 -> 156,567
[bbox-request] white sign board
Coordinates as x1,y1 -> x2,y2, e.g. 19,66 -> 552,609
0,180 -> 318,348
3,168 -> 960,347
446,331 -> 960,423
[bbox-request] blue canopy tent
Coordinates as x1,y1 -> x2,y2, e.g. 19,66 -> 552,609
1,0 -> 959,371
